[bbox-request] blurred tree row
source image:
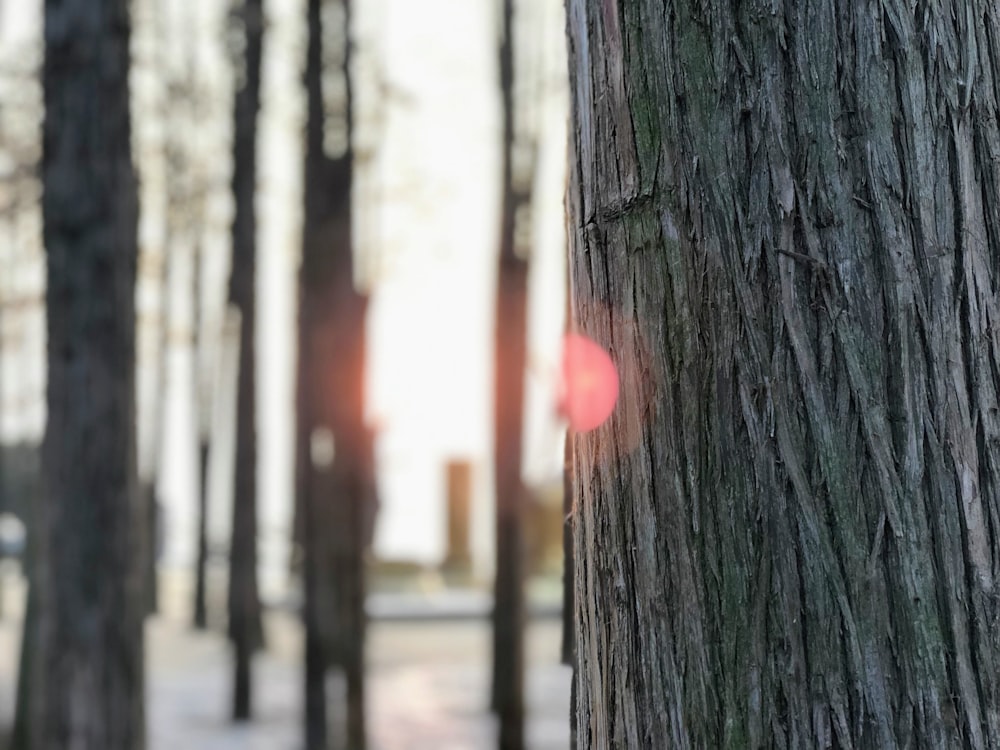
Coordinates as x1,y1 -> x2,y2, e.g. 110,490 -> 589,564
31,2 -> 145,749
19,0 -> 1000,747
0,0 -> 568,748
2,0 -> 374,747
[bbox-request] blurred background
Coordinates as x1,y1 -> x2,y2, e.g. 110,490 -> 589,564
0,0 -> 575,747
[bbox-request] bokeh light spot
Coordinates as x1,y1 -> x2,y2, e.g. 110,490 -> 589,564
559,333 -> 619,432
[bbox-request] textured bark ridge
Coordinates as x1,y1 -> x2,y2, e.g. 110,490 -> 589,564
566,1 -> 1000,747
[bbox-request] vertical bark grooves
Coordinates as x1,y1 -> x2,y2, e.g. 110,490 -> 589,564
566,1 -> 1000,747
39,0 -> 145,747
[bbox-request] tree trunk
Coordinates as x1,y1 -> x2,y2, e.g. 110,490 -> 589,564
193,436 -> 210,629
37,0 -> 145,745
193,214 -> 209,632
491,3 -> 529,749
566,2 -> 1000,748
227,0 -> 264,723
561,431 -> 577,748
10,529 -> 38,750
298,1 -> 374,748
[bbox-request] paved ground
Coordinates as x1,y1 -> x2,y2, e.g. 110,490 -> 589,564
0,572 -> 572,750
148,613 -> 571,750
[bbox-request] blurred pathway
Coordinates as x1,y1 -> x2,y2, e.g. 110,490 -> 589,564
147,612 -> 571,750
0,571 -> 571,749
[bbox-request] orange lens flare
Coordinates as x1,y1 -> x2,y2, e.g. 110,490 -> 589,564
559,333 -> 619,432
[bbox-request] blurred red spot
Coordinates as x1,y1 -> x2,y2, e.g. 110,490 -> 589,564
559,333 -> 619,432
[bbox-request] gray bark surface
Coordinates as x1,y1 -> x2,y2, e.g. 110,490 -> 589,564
566,1 -> 1000,747
37,0 -> 145,747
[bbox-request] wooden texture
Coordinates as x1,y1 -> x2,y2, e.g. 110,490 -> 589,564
566,1 -> 1000,747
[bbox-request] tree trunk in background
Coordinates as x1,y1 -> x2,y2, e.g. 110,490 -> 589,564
299,1 -> 375,748
561,431 -> 576,748
227,0 -> 264,723
193,231 -> 209,631
193,435 -> 210,629
142,239 -> 173,619
491,3 -> 529,750
9,531 -> 38,750
193,240 -> 210,629
566,1 -> 1000,747
36,0 -> 145,745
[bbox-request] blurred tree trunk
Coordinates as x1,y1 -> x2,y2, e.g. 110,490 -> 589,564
193,240 -> 210,629
491,1 -> 529,748
298,1 -> 375,748
191,186 -> 210,632
35,0 -> 146,746
561,430 -> 576,748
9,530 -> 38,750
142,242 -> 172,619
193,411 -> 210,628
227,0 -> 264,723
192,234 -> 210,629
566,1 -> 1000,747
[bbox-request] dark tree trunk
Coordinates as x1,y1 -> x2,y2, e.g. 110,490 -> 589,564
491,2 -> 529,749
141,483 -> 158,615
298,1 -> 374,748
561,431 -> 577,748
193,217 -> 210,631
36,0 -> 145,746
193,436 -> 210,629
9,530 -> 38,750
227,0 -> 264,723
566,1 -> 1000,747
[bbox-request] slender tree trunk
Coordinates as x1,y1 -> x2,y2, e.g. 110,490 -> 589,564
9,529 -> 38,750
561,431 -> 576,748
193,436 -> 210,629
142,237 -> 172,618
193,232 -> 210,630
227,0 -> 264,722
566,1 -> 1000,747
491,2 -> 529,748
36,0 -> 145,746
298,1 -> 374,748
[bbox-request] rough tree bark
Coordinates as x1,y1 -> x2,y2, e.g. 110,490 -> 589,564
298,0 -> 375,747
227,0 -> 264,722
566,1 -> 1000,747
36,0 -> 146,747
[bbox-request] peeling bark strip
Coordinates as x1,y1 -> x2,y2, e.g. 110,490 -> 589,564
566,1 -> 1000,747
